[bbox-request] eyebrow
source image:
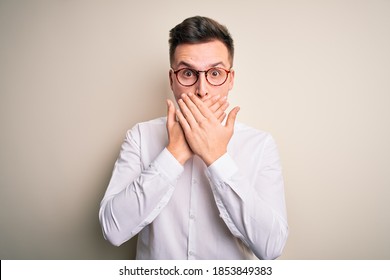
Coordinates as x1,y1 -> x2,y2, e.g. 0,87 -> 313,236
176,61 -> 228,69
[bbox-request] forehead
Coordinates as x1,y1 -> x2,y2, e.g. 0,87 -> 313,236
172,40 -> 231,69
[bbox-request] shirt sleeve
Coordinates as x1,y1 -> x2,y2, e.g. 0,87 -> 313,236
206,135 -> 288,260
99,128 -> 183,246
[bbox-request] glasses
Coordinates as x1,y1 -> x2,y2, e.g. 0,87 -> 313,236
172,67 -> 231,87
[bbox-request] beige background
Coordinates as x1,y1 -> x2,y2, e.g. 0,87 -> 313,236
1,0 -> 389,259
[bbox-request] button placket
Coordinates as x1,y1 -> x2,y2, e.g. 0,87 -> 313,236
187,157 -> 199,259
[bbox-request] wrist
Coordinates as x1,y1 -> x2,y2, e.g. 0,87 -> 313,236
202,150 -> 227,167
167,144 -> 192,165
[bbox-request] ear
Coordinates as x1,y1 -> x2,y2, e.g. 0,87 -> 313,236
169,69 -> 174,91
228,69 -> 235,91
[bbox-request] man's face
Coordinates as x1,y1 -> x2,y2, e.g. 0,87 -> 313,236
169,40 -> 235,103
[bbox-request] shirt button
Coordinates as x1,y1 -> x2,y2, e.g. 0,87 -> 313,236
192,178 -> 197,184
188,251 -> 194,256
190,214 -> 195,220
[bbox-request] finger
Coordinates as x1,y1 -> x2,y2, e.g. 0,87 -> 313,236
226,106 -> 240,130
166,99 -> 175,129
187,92 -> 214,120
203,94 -> 221,109
208,95 -> 228,114
214,101 -> 230,121
175,108 -> 191,132
218,112 -> 227,123
178,97 -> 199,128
181,93 -> 207,123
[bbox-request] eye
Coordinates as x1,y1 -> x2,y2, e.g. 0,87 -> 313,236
182,69 -> 195,78
209,68 -> 222,77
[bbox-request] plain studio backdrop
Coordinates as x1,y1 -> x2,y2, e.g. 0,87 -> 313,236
0,0 -> 389,259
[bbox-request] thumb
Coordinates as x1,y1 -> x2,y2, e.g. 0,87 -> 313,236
226,106 -> 240,130
166,99 -> 175,128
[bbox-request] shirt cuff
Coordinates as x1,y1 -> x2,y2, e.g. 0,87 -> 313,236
153,148 -> 184,183
207,153 -> 238,186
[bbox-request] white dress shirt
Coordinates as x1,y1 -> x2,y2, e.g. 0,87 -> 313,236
99,117 -> 288,260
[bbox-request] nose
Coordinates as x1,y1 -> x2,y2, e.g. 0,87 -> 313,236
195,72 -> 208,98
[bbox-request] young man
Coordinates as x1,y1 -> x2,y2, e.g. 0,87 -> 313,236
99,16 -> 288,260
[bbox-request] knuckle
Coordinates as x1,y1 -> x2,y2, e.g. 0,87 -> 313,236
198,118 -> 209,128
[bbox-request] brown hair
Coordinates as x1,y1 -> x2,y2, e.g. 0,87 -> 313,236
169,16 -> 234,66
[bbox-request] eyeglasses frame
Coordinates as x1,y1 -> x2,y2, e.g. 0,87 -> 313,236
171,67 -> 231,87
